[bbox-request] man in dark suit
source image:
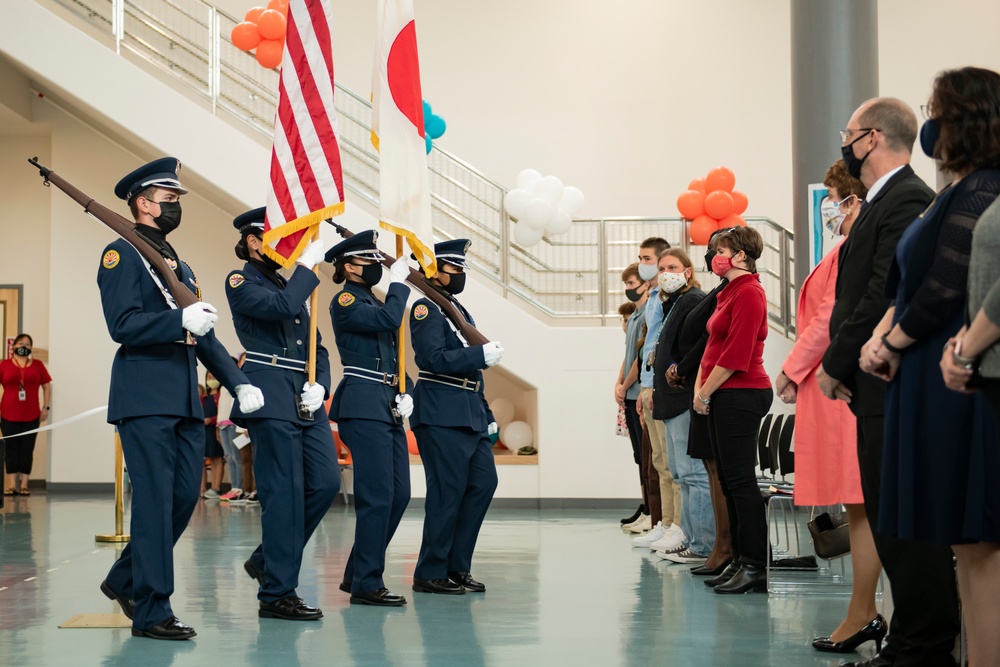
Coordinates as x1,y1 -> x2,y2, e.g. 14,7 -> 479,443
818,99 -> 959,667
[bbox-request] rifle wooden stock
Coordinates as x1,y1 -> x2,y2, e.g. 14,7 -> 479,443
27,157 -> 198,309
325,221 -> 491,347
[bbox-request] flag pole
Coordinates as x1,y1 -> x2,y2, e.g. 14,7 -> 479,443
307,224 -> 320,386
395,234 -> 406,394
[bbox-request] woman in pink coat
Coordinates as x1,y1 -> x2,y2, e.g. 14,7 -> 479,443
776,161 -> 885,655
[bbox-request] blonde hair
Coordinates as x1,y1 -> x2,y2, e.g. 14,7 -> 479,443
657,247 -> 701,298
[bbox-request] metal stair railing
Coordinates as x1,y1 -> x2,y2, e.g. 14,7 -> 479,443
41,0 -> 796,336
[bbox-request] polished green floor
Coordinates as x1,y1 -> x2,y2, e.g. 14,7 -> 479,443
0,493 -> 885,666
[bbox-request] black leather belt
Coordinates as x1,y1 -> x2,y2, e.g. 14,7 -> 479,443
344,365 -> 398,386
244,351 -> 307,372
417,371 -> 480,392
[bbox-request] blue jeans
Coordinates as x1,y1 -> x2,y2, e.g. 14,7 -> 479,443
663,411 -> 714,556
219,424 -> 242,490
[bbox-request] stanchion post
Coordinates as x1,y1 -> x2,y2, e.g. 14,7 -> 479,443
96,431 -> 130,543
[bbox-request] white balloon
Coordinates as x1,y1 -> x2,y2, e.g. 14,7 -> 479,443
546,208 -> 572,235
535,175 -> 564,206
503,189 -> 529,219
516,168 -> 543,192
523,198 -> 553,229
490,397 -> 515,428
513,222 -> 545,247
558,186 -> 585,215
501,420 -> 534,450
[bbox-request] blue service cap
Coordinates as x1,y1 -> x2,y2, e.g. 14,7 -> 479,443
233,207 -> 266,233
415,238 -> 471,268
114,157 -> 188,202
324,229 -> 385,264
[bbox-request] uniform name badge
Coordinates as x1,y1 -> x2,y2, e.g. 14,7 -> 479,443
18,382 -> 26,401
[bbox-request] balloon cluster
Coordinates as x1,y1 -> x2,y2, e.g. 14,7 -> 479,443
676,167 -> 749,245
503,169 -> 585,247
489,398 -> 535,453
231,0 -> 290,70
422,101 -> 447,154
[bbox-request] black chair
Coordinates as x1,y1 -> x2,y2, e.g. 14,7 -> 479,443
778,414 -> 795,478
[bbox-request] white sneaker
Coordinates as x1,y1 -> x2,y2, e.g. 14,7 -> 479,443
626,514 -> 652,534
653,544 -> 687,561
650,524 -> 686,552
202,488 -> 220,499
631,521 -> 666,547
664,548 -> 709,564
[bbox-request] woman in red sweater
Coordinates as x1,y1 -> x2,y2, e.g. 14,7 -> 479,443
1,334 -> 52,495
693,227 -> 772,594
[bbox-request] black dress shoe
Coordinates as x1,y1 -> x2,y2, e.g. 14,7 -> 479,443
620,504 -> 645,525
704,561 -> 741,588
813,614 -> 888,653
131,616 -> 197,640
412,578 -> 466,594
259,596 -> 323,621
100,580 -> 135,620
350,588 -> 407,606
690,558 -> 733,576
339,581 -> 351,593
714,564 -> 767,594
448,571 -> 485,593
244,558 -> 266,586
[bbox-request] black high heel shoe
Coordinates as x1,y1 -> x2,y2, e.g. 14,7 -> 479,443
690,557 -> 733,576
812,614 -> 887,653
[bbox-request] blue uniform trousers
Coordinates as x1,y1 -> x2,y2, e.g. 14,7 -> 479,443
245,418 -> 340,601
338,418 -> 410,593
413,425 -> 497,580
105,415 -> 203,630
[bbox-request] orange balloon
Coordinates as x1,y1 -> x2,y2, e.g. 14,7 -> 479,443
688,178 -> 705,192
267,0 -> 289,14
231,21 -> 262,52
255,39 -> 284,69
406,430 -> 419,456
257,9 -> 287,40
676,189 -> 706,220
689,215 -> 717,245
730,190 -> 749,215
245,6 -> 265,22
717,213 -> 747,228
705,166 -> 736,193
704,190 -> 734,219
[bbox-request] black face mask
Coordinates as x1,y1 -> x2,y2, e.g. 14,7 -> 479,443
442,272 -> 466,295
704,249 -> 716,272
625,285 -> 645,302
13,346 -> 30,357
353,262 -> 382,287
152,201 -> 182,234
841,131 -> 874,180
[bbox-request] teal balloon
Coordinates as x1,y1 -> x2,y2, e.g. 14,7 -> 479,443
425,133 -> 433,154
423,100 -> 432,117
426,114 -> 447,139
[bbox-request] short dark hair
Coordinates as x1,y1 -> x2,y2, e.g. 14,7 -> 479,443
621,262 -> 640,283
858,97 -> 918,154
714,227 -> 764,274
929,66 -> 1000,173
824,160 -> 868,201
618,301 -> 637,319
14,333 -> 32,346
640,237 -> 670,255
127,185 -> 158,219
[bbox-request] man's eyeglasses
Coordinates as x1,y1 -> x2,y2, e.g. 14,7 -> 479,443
839,127 -> 876,144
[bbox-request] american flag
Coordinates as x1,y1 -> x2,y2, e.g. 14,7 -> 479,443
261,0 -> 345,267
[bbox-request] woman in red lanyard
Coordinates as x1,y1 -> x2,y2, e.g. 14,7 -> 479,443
1,334 -> 52,496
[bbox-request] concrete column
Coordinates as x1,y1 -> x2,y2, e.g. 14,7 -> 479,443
790,0 -> 878,287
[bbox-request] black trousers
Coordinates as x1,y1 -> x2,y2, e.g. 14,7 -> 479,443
707,388 -> 771,567
856,415 -> 959,666
2,418 -> 40,475
623,399 -> 647,508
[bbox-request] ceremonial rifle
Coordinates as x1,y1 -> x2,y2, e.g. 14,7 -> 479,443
27,157 -> 198,309
326,220 -> 490,346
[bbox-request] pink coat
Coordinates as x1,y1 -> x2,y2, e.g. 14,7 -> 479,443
783,241 -> 863,506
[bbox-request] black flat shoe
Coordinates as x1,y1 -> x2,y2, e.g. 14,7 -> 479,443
131,616 -> 197,640
620,504 -> 645,525
813,614 -> 887,653
690,558 -> 733,576
412,578 -> 466,594
350,588 -> 407,606
100,580 -> 135,620
704,561 -> 741,588
259,596 -> 323,621
448,571 -> 485,593
244,558 -> 265,586
339,581 -> 351,593
714,564 -> 767,594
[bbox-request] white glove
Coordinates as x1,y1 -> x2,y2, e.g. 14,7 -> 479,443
300,382 -> 325,413
181,302 -> 218,336
297,240 -> 326,270
235,384 -> 265,413
388,259 -> 410,284
483,341 -> 504,367
394,393 -> 414,419
488,422 -> 499,436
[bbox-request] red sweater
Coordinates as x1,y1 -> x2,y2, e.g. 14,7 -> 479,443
0,358 -> 52,422
701,273 -> 771,390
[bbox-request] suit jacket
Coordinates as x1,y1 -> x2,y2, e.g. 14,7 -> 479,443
97,238 -> 248,423
822,165 -> 934,416
652,287 -> 705,420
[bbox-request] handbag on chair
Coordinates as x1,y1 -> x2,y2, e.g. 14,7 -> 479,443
807,511 -> 851,559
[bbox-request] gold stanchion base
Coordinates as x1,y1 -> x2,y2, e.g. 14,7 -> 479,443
95,534 -> 130,543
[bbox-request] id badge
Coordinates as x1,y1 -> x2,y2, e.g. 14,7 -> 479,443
18,388 -> 26,401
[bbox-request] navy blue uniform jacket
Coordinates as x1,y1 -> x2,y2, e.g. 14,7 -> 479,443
225,262 -> 331,425
97,238 -> 248,423
409,295 -> 494,431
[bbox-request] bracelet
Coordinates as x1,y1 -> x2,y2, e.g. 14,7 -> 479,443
698,393 -> 711,405
881,332 -> 904,355
953,340 -> 978,370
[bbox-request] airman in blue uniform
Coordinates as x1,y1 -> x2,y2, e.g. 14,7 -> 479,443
225,208 -> 340,621
326,230 -> 413,606
409,239 -> 504,595
97,158 -> 265,640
